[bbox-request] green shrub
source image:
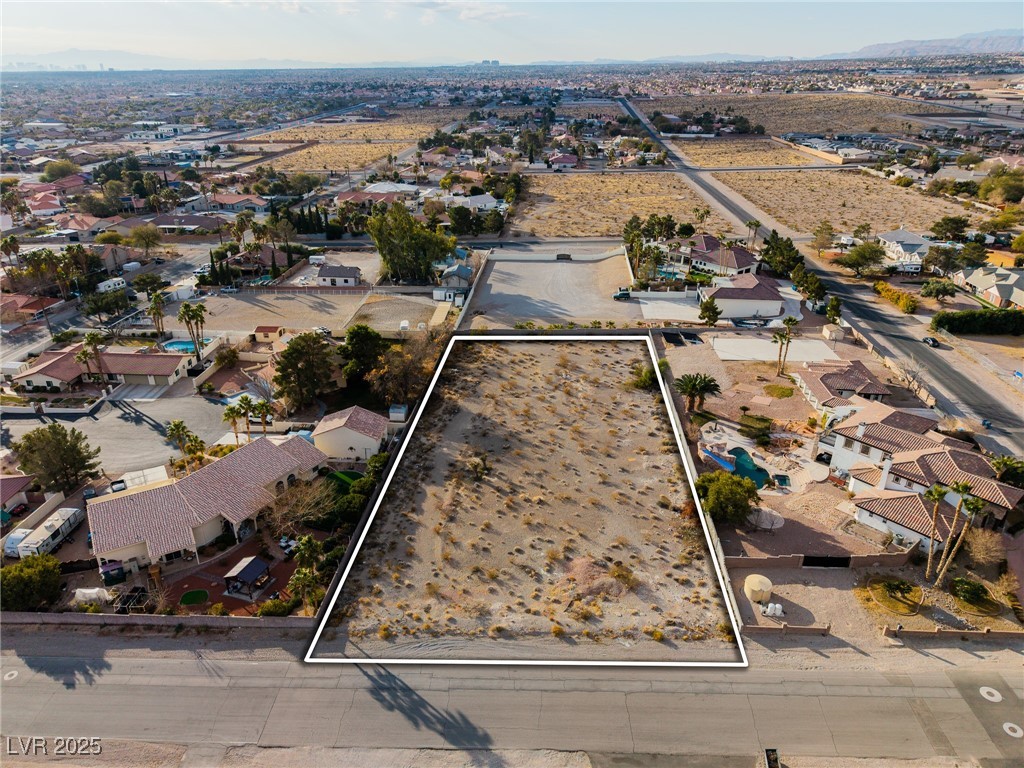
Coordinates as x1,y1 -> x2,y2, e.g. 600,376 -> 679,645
950,577 -> 987,604
257,598 -> 293,617
51,330 -> 77,344
931,309 -> 1024,336
208,603 -> 229,616
882,578 -> 913,598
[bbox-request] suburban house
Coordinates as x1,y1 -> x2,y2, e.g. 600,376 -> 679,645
336,191 -> 403,209
847,446 -> 1023,530
826,401 -> 973,475
696,273 -> 784,319
316,264 -> 361,287
311,405 -> 389,460
792,360 -> 891,426
952,266 -> 1024,310
0,294 -> 64,326
253,325 -> 286,343
548,153 -> 578,170
443,192 -> 500,212
1,473 -> 34,513
26,192 -> 64,217
93,244 -> 145,274
689,243 -> 758,275
208,193 -> 270,213
876,229 -> 931,273
51,212 -> 123,240
111,214 -> 226,236
13,343 -> 190,391
87,436 -> 327,573
850,489 -> 956,553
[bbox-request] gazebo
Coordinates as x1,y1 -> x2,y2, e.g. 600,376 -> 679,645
224,556 -> 272,599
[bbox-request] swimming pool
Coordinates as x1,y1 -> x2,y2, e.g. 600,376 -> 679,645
164,338 -> 212,353
728,447 -> 771,488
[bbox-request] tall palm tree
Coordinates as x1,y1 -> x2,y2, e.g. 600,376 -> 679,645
287,567 -> 320,614
778,316 -> 800,375
673,373 -> 720,413
191,303 -> 208,351
83,331 -> 106,382
252,399 -> 274,436
292,535 -> 323,571
176,303 -> 197,352
933,482 -> 973,578
692,205 -> 711,229
222,405 -> 243,446
74,348 -> 94,382
147,293 -> 166,337
236,395 -> 256,441
1,234 -> 21,268
166,420 -> 191,464
922,484 -> 948,580
771,329 -> 787,376
934,496 -> 987,588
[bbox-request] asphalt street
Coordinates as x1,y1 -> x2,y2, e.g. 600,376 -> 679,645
1,648 -> 1021,766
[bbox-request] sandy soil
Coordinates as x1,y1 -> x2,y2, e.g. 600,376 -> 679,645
347,295 -> 440,332
322,339 -> 740,662
262,122 -> 442,143
162,293 -> 367,333
512,173 -> 733,238
645,94 -> 955,134
713,170 -> 976,234
675,139 -> 816,168
269,143 -> 408,172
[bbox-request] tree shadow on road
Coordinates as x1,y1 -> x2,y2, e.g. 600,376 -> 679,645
357,664 -> 505,767
6,643 -> 112,690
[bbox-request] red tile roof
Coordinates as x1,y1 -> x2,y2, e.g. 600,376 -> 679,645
1,474 -> 34,505
854,489 -> 957,541
13,344 -> 188,384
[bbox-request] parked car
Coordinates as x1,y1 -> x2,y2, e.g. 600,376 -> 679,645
221,286 -> 239,294
109,479 -> 128,493
82,488 -> 97,500
612,290 -> 630,301
7,503 -> 28,518
922,337 -> 940,348
154,257 -> 166,264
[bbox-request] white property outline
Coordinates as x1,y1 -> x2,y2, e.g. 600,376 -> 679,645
305,334 -> 748,667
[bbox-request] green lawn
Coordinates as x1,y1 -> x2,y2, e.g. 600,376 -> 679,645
180,590 -> 209,606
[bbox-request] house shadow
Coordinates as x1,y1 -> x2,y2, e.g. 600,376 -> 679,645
357,664 -> 503,767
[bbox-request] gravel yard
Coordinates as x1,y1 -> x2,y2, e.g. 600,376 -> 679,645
162,293 -> 367,333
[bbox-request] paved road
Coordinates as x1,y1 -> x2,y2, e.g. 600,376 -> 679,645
1,648 -> 1020,765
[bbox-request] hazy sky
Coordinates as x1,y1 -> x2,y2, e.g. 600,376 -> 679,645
2,1 -> 1020,64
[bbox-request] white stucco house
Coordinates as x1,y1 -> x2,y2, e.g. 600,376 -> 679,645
696,273 -> 783,319
876,229 -> 931,273
311,406 -> 389,461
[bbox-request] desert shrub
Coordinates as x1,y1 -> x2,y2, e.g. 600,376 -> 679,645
950,577 -> 987,604
550,624 -> 566,638
208,603 -> 229,616
964,528 -> 1005,568
873,281 -> 918,314
257,598 -> 293,617
377,624 -> 394,639
609,563 -> 640,590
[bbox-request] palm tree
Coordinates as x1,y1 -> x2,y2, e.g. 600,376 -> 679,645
236,395 -> 255,441
771,329 -> 787,376
932,481 -> 972,578
673,373 -> 720,412
778,316 -> 800,375
191,303 -> 208,351
934,496 -> 987,588
222,405 -> 243,446
83,331 -> 106,382
0,234 -> 20,268
292,535 -> 323,571
693,373 -> 721,411
184,433 -> 206,474
922,484 -> 948,580
287,567 -> 320,614
692,205 -> 711,229
74,348 -> 94,382
176,303 -> 197,352
744,219 -> 761,247
147,293 -> 166,337
166,420 -> 191,464
252,399 -> 274,435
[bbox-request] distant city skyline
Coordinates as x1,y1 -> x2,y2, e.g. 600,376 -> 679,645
2,1 -> 1021,68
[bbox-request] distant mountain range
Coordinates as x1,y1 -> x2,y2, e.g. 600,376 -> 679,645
2,29 -> 1020,72
826,29 -> 1023,59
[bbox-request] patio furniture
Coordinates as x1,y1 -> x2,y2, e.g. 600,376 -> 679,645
224,556 -> 271,599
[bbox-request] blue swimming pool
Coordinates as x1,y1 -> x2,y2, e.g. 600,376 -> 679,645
164,338 -> 212,353
728,447 -> 771,489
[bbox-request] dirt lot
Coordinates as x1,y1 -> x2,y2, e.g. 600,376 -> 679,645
713,170 -> 976,234
645,93 -> 955,134
321,339 -> 740,662
346,295 -> 439,332
675,138 -> 817,168
269,142 -> 408,172
512,173 -> 734,238
162,293 -> 367,333
468,256 -> 642,328
262,122 -> 441,143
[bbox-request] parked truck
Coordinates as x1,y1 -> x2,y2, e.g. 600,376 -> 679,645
16,507 -> 85,558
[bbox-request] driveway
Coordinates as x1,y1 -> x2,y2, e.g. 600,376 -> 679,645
3,387 -> 230,474
468,257 -> 641,327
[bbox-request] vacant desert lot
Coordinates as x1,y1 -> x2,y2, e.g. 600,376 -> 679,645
645,93 -> 954,134
675,138 -> 816,168
713,170 -> 976,234
319,339 -> 739,662
270,142 -> 408,172
513,173 -> 734,237
262,122 -> 441,143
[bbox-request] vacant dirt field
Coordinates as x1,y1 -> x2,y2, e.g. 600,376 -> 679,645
262,122 -> 441,143
270,142 -> 408,172
553,102 -> 624,119
513,173 -> 734,238
675,138 -> 816,168
322,339 -> 740,662
713,170 -> 976,234
645,94 -> 954,134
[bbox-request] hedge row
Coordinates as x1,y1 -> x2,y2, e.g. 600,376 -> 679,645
931,309 -> 1024,335
873,281 -> 918,314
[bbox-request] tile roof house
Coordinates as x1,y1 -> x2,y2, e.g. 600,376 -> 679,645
697,273 -> 784,319
209,193 -> 270,213
687,242 -> 759,276
852,488 -> 957,552
952,266 -> 1024,310
793,360 -> 891,423
312,405 -> 389,460
1,474 -> 34,510
13,343 -> 190,391
87,436 -> 327,570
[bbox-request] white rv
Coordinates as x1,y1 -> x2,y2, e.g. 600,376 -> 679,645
17,507 -> 85,558
96,277 -> 127,294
